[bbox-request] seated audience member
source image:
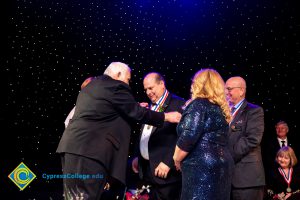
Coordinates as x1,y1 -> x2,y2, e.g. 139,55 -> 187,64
264,121 -> 299,183
267,146 -> 300,200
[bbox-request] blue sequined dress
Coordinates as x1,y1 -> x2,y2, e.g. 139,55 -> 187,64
177,98 -> 233,200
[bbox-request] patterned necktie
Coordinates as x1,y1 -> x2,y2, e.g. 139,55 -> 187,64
281,140 -> 286,147
231,107 -> 236,114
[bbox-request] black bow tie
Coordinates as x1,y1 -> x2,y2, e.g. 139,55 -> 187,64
150,103 -> 157,109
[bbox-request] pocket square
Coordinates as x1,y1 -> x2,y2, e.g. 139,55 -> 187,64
235,120 -> 243,124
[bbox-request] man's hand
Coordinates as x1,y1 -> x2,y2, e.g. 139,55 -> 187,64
139,102 -> 149,108
164,111 -> 181,123
284,192 -> 291,200
154,162 -> 170,179
132,157 -> 139,173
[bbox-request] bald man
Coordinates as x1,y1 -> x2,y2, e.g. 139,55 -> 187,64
225,76 -> 265,200
57,62 -> 181,200
132,72 -> 184,200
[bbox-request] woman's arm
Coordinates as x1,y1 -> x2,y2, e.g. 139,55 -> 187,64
173,145 -> 188,171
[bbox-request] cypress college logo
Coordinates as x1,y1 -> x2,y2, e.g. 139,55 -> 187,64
8,162 -> 36,190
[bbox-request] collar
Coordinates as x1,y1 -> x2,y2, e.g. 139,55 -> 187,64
232,98 -> 245,109
277,137 -> 288,143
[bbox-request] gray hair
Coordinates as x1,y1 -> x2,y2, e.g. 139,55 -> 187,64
104,62 -> 131,79
275,120 -> 289,131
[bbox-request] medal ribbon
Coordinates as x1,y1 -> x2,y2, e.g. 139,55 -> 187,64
146,90 -> 169,130
229,99 -> 244,125
278,167 -> 293,188
151,90 -> 169,112
231,99 -> 244,119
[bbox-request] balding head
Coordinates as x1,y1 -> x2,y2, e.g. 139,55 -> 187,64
225,76 -> 247,106
226,76 -> 246,88
81,77 -> 95,89
144,72 -> 165,84
104,62 -> 131,85
143,72 -> 166,103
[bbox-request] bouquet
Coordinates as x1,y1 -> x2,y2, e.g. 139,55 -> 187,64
125,185 -> 151,200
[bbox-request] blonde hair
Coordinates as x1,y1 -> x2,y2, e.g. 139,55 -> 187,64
276,146 -> 298,167
191,68 -> 231,123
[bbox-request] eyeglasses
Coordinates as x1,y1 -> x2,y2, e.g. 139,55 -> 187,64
225,87 -> 242,91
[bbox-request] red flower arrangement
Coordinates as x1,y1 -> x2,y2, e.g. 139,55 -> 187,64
125,185 -> 151,200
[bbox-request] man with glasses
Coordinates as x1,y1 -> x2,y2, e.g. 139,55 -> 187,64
225,76 -> 265,200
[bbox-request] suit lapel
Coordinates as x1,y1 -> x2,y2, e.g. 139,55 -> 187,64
231,100 -> 247,125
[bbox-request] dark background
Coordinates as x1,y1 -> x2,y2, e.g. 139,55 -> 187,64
2,0 -> 298,199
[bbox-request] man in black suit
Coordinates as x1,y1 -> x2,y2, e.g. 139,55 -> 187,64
264,121 -> 299,184
56,62 -> 181,200
132,72 -> 184,200
226,76 -> 265,200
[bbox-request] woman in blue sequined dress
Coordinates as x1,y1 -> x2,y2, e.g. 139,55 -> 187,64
173,68 -> 233,200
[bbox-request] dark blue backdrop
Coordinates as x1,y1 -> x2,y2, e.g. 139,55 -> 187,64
2,0 -> 298,199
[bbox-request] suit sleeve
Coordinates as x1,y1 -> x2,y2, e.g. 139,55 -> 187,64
163,98 -> 185,168
112,83 -> 164,127
232,106 -> 264,162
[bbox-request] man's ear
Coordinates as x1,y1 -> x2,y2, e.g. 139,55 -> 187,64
117,72 -> 121,78
159,80 -> 164,86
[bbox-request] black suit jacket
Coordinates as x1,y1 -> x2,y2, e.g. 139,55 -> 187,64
228,100 -> 265,188
137,93 -> 185,185
57,75 -> 164,184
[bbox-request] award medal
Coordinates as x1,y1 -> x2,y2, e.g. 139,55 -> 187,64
278,167 -> 293,193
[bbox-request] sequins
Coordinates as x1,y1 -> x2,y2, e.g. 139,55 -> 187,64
177,98 -> 234,200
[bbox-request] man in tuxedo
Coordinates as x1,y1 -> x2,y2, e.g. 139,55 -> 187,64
264,121 -> 299,183
56,62 -> 181,200
132,72 -> 184,200
226,76 -> 265,200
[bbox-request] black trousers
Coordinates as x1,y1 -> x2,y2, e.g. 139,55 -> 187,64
61,153 -> 107,200
141,158 -> 181,200
231,186 -> 264,200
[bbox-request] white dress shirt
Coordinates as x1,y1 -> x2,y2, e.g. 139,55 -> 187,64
277,137 -> 288,148
64,106 -> 76,128
140,105 -> 156,160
